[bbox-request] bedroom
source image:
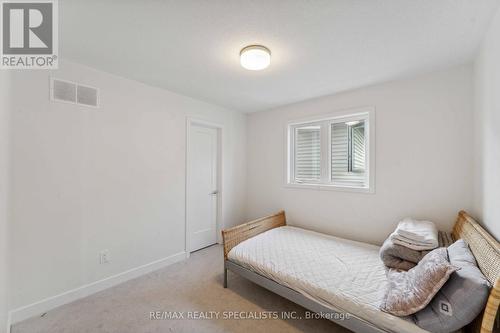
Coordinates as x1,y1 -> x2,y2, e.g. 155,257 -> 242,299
0,1 -> 499,333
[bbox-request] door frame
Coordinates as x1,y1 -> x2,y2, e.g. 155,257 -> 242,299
185,117 -> 223,255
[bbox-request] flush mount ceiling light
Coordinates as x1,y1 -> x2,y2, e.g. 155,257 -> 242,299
240,45 -> 271,71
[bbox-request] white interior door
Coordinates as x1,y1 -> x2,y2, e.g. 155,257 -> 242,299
187,124 -> 218,252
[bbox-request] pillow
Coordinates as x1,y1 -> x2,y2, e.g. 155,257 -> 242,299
413,239 -> 491,333
380,247 -> 458,316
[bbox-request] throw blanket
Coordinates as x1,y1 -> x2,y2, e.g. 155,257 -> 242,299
380,231 -> 454,270
389,218 -> 438,250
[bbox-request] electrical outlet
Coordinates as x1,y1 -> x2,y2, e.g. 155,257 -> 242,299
99,250 -> 110,264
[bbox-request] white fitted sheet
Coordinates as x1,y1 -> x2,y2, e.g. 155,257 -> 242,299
228,226 -> 428,333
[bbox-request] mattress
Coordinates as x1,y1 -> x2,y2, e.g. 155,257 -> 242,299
227,226 -> 428,333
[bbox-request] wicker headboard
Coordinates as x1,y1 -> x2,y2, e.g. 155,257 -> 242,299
452,211 -> 499,333
221,211 -> 286,260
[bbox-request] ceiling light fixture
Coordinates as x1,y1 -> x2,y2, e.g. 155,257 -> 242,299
240,45 -> 271,71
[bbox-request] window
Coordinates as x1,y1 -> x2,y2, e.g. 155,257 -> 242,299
287,108 -> 374,192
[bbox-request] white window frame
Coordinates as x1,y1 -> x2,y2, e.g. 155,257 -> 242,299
285,106 -> 375,193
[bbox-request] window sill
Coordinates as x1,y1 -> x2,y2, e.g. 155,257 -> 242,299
284,182 -> 375,194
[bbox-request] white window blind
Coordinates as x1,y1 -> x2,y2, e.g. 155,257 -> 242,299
294,126 -> 321,182
331,122 -> 348,176
331,121 -> 366,187
352,123 -> 365,172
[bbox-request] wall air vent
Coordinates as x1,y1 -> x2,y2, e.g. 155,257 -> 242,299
77,84 -> 99,107
51,78 -> 99,108
51,78 -> 76,103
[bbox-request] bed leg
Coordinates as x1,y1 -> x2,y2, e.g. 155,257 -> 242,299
223,266 -> 228,288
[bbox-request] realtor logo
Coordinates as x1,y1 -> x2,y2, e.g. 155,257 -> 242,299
1,0 -> 58,69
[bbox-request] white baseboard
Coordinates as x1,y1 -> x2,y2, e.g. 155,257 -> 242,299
8,251 -> 187,327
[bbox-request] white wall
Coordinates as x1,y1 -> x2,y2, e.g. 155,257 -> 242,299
246,66 -> 474,245
8,60 -> 246,313
0,72 -> 11,333
473,7 -> 500,240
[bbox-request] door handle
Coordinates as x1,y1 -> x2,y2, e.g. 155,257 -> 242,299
210,190 -> 219,195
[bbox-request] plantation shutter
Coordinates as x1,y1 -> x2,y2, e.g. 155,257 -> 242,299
331,121 -> 366,187
331,123 -> 349,175
352,124 -> 365,172
294,126 -> 321,182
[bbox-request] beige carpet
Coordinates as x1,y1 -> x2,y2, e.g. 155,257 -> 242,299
12,245 -> 352,333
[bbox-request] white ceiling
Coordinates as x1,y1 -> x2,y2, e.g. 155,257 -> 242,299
61,0 -> 499,112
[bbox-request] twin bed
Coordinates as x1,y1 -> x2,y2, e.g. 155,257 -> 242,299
221,211 -> 499,333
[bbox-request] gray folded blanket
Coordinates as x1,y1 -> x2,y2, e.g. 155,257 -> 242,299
379,238 -> 428,270
380,231 -> 453,270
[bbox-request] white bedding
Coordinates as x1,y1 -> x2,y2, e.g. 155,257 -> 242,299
228,226 -> 428,333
